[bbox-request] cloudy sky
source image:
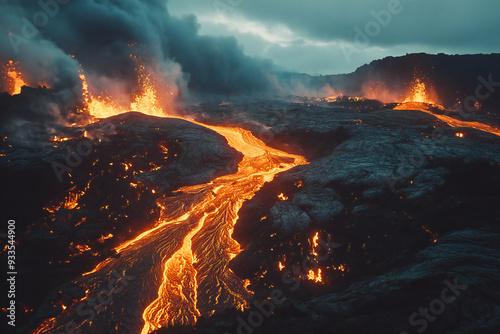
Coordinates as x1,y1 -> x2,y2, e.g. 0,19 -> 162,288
167,0 -> 500,75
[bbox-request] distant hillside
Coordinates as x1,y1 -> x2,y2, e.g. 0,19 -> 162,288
278,53 -> 500,111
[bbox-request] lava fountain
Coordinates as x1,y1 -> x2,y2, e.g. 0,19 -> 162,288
404,78 -> 428,103
395,77 -> 500,137
394,78 -> 443,111
78,55 -> 176,119
33,59 -> 308,333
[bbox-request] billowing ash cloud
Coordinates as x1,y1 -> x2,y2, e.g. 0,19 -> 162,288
0,0 -> 275,101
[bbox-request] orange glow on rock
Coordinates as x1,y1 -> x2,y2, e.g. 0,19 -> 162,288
307,268 -> 322,283
312,232 -> 319,248
278,262 -> 285,271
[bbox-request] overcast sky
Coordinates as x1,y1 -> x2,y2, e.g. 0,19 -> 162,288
167,0 -> 500,75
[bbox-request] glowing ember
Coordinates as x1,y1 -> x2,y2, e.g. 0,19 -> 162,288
278,262 -> 285,271
307,268 -> 322,283
455,133 -> 464,138
79,56 -> 176,120
334,264 -> 346,272
312,232 -> 319,248
98,233 -> 114,243
311,232 -> 320,256
49,136 -> 72,142
324,95 -> 364,103
422,225 -> 438,243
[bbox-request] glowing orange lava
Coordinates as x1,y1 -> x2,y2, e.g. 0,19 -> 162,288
307,268 -> 322,283
278,262 -> 285,271
312,232 -> 319,248
79,55 -> 176,120
278,193 -> 288,201
311,232 -> 320,256
79,73 -> 125,119
4,60 -> 27,95
135,122 -> 307,333
34,55 -> 308,333
403,78 -> 428,103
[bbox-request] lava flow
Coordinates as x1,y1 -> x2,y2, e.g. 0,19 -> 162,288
34,64 -> 307,333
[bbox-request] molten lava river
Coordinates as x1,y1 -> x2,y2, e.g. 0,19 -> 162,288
34,75 -> 308,334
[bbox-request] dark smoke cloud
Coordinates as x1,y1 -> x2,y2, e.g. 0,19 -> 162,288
0,0 -> 275,102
